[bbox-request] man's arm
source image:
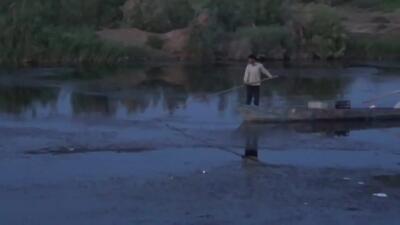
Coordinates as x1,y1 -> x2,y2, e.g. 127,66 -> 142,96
260,64 -> 273,78
243,66 -> 250,84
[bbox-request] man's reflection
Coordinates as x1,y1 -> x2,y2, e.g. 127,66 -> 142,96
241,124 -> 261,161
244,131 -> 259,159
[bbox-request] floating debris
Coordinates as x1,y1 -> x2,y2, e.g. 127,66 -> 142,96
343,177 -> 352,181
358,181 -> 365,185
373,193 -> 388,198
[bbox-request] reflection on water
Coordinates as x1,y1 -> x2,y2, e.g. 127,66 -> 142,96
238,120 -> 400,167
242,124 -> 261,160
0,86 -> 58,115
1,64 -> 400,122
241,120 -> 400,137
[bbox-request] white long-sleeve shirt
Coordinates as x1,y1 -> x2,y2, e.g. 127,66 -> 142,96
243,63 -> 273,86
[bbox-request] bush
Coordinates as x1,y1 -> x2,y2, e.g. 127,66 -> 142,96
304,4 -> 347,59
351,0 -> 400,10
186,18 -> 224,62
0,0 -> 145,66
205,0 -> 286,32
351,0 -> 381,8
237,25 -> 294,58
123,0 -> 195,33
146,35 -> 165,50
254,0 -> 288,25
0,22 -> 146,65
0,0 -> 125,29
346,35 -> 400,59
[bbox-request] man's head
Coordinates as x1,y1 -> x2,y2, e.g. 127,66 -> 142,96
248,54 -> 257,65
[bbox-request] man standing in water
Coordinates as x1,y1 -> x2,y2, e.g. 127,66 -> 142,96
243,54 -> 274,106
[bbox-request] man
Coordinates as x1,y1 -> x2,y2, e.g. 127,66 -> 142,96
243,54 -> 273,106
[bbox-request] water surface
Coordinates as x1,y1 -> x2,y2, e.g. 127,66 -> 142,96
1,64 -> 400,225
1,65 -> 400,121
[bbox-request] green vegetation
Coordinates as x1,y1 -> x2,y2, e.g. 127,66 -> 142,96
0,25 -> 143,65
123,0 -> 195,33
304,4 -> 347,59
0,0 -> 399,66
205,0 -> 287,32
350,0 -> 400,11
0,0 -> 125,29
347,35 -> 400,59
0,0 -> 144,66
186,21 -> 224,62
237,25 -> 294,58
185,0 -> 295,61
146,35 -> 165,50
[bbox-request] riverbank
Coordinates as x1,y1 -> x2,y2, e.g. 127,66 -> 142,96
1,0 -> 399,67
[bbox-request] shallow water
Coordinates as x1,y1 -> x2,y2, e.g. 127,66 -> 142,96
1,64 -> 400,162
1,64 -> 400,225
1,65 -> 400,120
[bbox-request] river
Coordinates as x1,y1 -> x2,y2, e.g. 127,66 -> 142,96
0,63 -> 400,225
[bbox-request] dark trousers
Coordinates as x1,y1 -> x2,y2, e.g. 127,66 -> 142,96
246,85 -> 260,106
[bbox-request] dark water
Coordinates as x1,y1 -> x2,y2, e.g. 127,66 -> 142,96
1,65 -> 400,121
1,64 -> 400,157
1,64 -> 400,163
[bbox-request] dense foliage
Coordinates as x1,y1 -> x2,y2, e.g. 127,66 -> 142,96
0,0 -> 136,66
237,26 -> 294,59
351,0 -> 400,10
205,0 -> 287,31
191,1 -> 348,60
304,4 -> 347,59
0,0 -> 399,66
123,0 -> 195,33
